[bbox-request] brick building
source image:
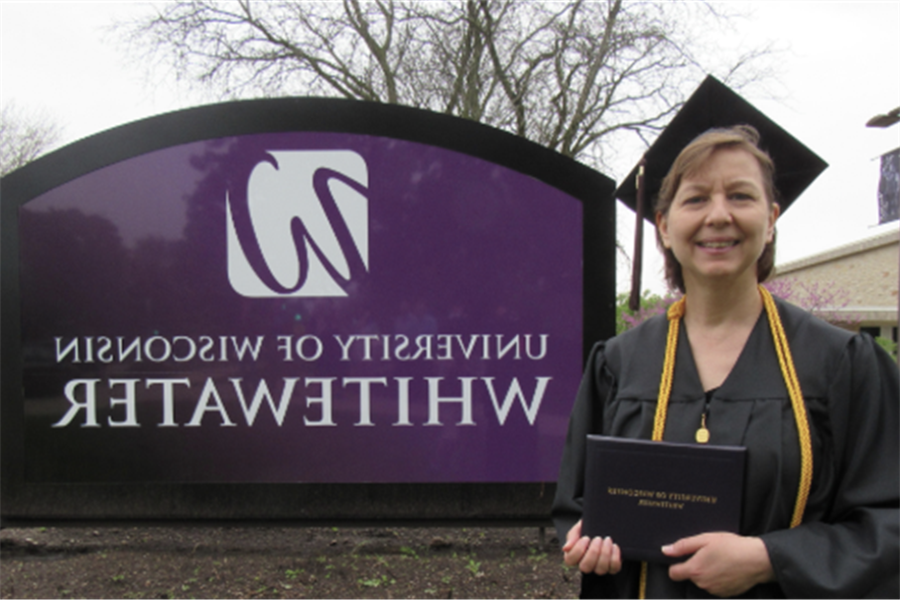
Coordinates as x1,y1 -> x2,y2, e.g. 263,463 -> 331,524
772,225 -> 899,343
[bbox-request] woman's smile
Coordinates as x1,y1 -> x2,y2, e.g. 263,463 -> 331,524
696,238 -> 740,250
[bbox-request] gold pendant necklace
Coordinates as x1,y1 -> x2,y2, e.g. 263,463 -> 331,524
695,412 -> 710,444
695,391 -> 713,443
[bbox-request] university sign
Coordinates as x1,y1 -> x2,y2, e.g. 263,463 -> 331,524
1,99 -> 615,522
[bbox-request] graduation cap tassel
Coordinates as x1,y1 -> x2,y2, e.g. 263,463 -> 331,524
628,158 -> 646,312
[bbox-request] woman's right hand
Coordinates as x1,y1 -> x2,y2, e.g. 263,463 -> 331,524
562,520 -> 622,576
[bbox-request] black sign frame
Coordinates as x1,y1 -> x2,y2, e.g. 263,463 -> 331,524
1,98 -> 616,525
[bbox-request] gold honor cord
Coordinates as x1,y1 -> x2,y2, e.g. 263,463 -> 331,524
637,286 -> 812,599
760,287 -> 814,526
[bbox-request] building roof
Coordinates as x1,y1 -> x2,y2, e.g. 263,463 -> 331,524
776,225 -> 899,275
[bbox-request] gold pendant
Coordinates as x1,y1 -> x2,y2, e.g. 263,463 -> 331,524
695,426 -> 710,444
695,412 -> 710,444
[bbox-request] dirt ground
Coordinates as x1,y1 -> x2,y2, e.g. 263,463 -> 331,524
0,525 -> 580,599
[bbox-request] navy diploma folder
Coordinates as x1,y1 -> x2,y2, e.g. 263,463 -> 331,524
582,435 -> 746,563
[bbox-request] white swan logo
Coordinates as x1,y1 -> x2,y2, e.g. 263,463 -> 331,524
227,150 -> 369,297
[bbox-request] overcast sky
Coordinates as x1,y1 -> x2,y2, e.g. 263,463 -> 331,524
1,1 -> 898,293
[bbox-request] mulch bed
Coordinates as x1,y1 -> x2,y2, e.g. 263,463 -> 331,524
1,525 -> 580,598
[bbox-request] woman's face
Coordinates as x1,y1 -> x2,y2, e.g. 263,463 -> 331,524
656,146 -> 779,291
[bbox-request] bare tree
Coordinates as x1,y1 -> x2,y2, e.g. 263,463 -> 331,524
0,102 -> 63,177
117,0 -> 774,171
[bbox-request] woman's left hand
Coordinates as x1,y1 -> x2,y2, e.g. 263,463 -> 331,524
662,532 -> 774,597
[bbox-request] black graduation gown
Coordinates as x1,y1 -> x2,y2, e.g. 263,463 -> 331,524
552,296 -> 899,598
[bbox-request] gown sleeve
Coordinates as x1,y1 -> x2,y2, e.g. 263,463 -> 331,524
761,334 -> 900,598
552,341 -> 617,544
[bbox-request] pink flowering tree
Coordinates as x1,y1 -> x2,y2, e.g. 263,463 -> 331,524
617,277 -> 858,335
617,280 -> 898,358
763,278 -> 858,328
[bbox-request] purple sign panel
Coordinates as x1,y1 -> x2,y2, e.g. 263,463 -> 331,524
19,132 -> 584,484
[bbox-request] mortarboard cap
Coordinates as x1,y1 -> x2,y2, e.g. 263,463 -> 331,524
615,75 -> 828,221
617,75 -> 828,308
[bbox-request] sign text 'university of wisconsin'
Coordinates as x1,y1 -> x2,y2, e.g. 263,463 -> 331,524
51,333 -> 553,429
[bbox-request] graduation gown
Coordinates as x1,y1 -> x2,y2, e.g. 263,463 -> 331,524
552,296 -> 899,598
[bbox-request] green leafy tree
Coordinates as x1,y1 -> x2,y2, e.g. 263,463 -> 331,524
875,336 -> 898,359
615,290 -> 680,334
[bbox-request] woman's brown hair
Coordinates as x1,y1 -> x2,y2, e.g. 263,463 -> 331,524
654,125 -> 780,293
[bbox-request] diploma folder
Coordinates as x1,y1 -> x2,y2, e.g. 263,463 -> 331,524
582,435 -> 746,563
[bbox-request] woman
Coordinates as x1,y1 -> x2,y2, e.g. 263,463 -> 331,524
552,125 -> 899,598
